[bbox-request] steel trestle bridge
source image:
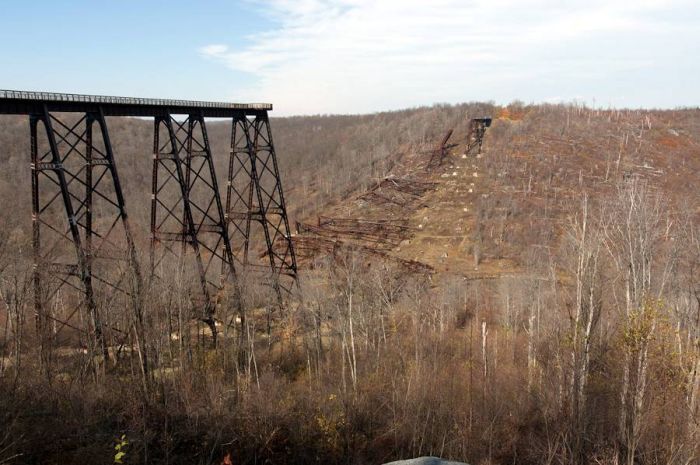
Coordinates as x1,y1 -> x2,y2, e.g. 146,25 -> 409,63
0,90 -> 298,348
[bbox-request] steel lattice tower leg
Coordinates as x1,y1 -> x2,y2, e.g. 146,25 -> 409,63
30,106 -> 141,359
465,118 -> 491,156
150,114 -> 235,338
226,112 -> 298,297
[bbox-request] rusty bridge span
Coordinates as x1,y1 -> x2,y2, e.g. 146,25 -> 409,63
0,90 -> 298,349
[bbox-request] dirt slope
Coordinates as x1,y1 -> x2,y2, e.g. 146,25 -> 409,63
293,104 -> 700,284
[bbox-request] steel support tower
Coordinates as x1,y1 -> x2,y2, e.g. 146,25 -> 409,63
465,117 -> 492,155
151,114 -> 237,333
226,113 -> 298,297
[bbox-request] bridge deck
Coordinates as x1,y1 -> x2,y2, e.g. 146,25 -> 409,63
0,90 -> 272,117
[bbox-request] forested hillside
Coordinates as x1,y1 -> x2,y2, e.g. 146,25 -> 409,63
0,103 -> 698,465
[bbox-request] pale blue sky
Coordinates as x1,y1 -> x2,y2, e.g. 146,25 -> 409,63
1,0 -> 699,115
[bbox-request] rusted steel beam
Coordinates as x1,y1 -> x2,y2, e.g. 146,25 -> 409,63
427,128 -> 455,167
290,234 -> 433,274
318,216 -> 409,229
358,176 -> 436,207
296,221 -> 398,249
304,216 -> 412,247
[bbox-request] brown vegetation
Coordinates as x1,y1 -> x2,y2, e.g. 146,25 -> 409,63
0,102 -> 698,465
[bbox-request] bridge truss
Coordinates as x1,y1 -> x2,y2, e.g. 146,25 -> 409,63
0,90 -> 298,350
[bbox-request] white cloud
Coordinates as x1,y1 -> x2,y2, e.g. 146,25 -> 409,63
199,44 -> 230,56
199,0 -> 699,115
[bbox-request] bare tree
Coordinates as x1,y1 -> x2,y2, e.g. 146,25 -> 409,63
602,178 -> 675,465
563,194 -> 604,462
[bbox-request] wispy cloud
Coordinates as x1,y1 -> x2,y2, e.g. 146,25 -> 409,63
199,0 -> 698,114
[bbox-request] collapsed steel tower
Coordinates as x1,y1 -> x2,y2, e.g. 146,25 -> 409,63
0,90 -> 297,346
